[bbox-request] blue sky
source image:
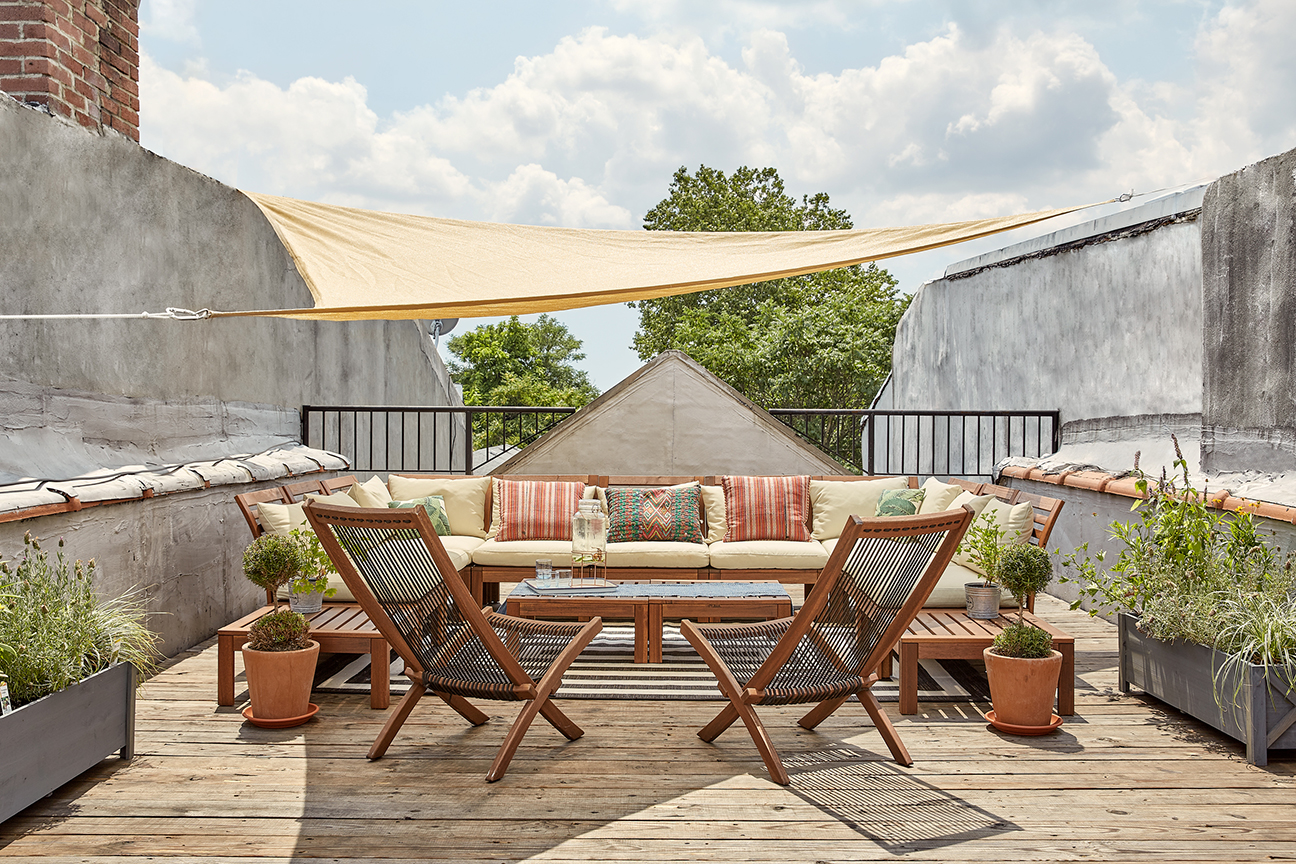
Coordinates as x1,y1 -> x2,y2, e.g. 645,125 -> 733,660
138,0 -> 1295,390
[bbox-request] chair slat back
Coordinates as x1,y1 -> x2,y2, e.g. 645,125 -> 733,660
321,475 -> 358,495
305,503 -> 530,694
284,478 -> 328,501
234,487 -> 291,539
748,507 -> 973,694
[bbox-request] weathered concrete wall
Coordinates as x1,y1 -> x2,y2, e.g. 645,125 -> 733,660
1201,147 -> 1296,474
497,351 -> 848,476
0,96 -> 459,654
0,96 -> 453,411
892,217 -> 1203,427
0,471 -> 349,657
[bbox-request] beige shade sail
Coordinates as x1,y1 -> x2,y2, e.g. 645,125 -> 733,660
223,191 -> 1097,321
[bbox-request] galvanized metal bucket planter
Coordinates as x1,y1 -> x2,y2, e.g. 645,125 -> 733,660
1118,613 -> 1296,766
964,582 -> 1001,620
0,661 -> 135,823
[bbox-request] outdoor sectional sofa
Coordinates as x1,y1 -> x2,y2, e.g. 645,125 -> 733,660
235,472 -> 1063,608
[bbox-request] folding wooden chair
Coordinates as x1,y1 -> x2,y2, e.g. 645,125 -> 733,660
682,507 -> 973,785
305,501 -> 603,782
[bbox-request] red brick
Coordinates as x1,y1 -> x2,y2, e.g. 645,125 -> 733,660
0,56 -> 18,73
44,0 -> 70,18
0,37 -> 52,56
84,1 -> 106,27
116,40 -> 134,65
0,21 -> 17,37
73,107 -> 97,128
0,6 -> 45,24
61,85 -> 82,109
85,66 -> 103,89
114,101 -> 135,127
1,73 -> 55,93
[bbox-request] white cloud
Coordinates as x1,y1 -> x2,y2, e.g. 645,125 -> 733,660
141,3 -> 1296,236
141,0 -> 199,45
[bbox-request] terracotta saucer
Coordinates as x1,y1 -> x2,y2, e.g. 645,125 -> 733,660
242,703 -> 320,729
985,710 -> 1063,736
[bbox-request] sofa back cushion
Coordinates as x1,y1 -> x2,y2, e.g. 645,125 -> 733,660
348,475 -> 394,509
606,485 -> 705,544
388,475 -> 491,538
917,477 -> 963,514
722,475 -> 812,542
387,495 -> 453,536
700,485 -> 727,544
492,478 -> 586,542
809,477 -> 910,540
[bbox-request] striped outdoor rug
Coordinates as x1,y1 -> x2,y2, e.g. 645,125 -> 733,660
314,625 -> 986,703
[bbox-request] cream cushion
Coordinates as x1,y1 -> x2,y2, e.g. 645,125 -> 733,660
708,539 -> 829,570
583,485 -> 606,513
984,497 -> 1035,545
388,475 -> 491,538
471,538 -> 573,567
700,485 -> 727,544
257,500 -> 306,535
305,491 -> 362,508
917,478 -> 963,515
606,541 -> 709,568
809,478 -> 910,540
348,475 -> 393,508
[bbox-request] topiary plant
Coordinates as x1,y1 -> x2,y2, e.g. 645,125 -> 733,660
990,544 -> 1056,659
242,534 -> 308,610
246,608 -> 312,652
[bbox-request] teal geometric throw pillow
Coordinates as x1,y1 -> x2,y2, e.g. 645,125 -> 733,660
388,495 -> 453,536
875,488 -> 925,518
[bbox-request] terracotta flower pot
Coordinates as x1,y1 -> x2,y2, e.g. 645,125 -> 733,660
241,640 -> 320,727
983,647 -> 1063,731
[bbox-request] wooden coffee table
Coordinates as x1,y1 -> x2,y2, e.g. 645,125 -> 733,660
505,582 -> 792,663
897,609 -> 1074,716
217,604 -> 391,710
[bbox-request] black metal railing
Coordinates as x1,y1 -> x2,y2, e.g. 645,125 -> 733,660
301,405 -> 577,475
302,404 -> 1059,480
769,409 -> 1061,479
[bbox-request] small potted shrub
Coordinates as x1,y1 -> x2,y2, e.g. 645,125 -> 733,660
963,512 -> 1008,619
240,534 -> 319,727
0,533 -> 158,822
286,528 -> 337,614
983,544 -> 1061,734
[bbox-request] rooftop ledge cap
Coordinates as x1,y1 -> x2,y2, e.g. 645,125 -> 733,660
944,183 -> 1209,278
999,463 -> 1296,525
0,444 -> 349,524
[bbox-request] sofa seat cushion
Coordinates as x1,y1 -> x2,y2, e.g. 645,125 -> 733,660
472,538 -> 573,567
708,539 -> 828,570
925,561 -> 1019,609
607,541 -> 709,568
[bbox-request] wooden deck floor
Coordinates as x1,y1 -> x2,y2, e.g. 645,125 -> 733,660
3,595 -> 1293,863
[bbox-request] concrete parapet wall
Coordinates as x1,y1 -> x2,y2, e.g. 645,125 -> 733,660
1202,147 -> 1296,474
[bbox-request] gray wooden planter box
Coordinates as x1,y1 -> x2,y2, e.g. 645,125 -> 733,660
0,661 -> 135,823
1119,613 -> 1296,766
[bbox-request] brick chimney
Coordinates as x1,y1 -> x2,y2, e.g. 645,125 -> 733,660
0,0 -> 139,141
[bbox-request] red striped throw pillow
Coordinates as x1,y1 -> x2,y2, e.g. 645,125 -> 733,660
721,475 -> 812,542
493,479 -> 586,542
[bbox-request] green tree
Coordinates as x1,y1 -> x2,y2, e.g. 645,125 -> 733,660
447,314 -> 599,408
632,165 -> 908,410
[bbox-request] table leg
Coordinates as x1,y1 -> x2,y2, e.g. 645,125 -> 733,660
218,632 -> 238,706
899,641 -> 919,715
648,603 -> 663,663
1059,642 -> 1075,716
370,638 -> 391,710
879,643 -> 894,680
636,604 -> 650,664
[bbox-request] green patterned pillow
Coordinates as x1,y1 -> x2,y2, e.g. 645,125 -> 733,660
606,485 -> 705,544
388,495 -> 453,536
875,488 -> 925,517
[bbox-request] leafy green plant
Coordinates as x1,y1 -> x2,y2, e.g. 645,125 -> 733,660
0,532 -> 158,707
990,545 -> 1056,659
963,511 -> 1008,584
1060,437 -> 1296,693
245,609 -> 312,652
287,529 -> 337,599
242,534 -> 307,610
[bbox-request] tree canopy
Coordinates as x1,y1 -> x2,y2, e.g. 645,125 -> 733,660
631,165 -> 908,409
446,314 -> 599,407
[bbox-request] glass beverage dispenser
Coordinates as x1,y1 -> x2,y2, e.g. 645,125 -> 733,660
571,499 -> 607,584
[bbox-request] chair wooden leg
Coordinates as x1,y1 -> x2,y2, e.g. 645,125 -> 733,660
730,698 -> 790,786
698,703 -> 740,742
436,692 -> 490,726
859,687 -> 912,766
539,700 -> 584,740
486,696 -> 547,782
369,682 -> 425,761
798,693 -> 851,730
